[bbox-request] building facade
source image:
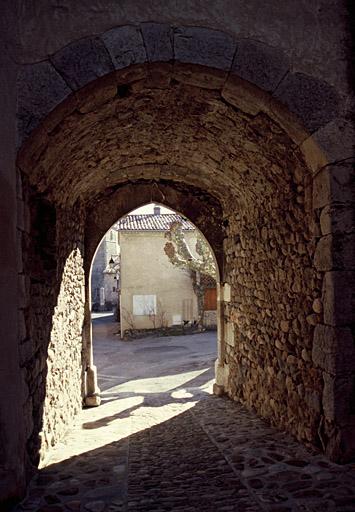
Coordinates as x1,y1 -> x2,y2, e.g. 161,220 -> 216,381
117,209 -> 200,335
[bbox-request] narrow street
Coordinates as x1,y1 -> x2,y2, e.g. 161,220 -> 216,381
17,315 -> 355,512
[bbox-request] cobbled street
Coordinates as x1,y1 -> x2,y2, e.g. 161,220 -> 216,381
16,314 -> 355,512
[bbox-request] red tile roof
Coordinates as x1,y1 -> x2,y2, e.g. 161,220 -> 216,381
114,214 -> 195,232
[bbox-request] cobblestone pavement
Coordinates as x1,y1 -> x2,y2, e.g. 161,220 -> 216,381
16,316 -> 355,512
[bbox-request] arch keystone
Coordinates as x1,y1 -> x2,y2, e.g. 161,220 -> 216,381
173,26 -> 236,70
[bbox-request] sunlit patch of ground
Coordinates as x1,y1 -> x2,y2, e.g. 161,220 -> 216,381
44,367 -> 214,467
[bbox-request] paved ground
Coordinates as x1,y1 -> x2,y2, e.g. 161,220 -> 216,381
16,314 -> 355,511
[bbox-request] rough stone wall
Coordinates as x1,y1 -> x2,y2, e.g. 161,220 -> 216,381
12,9 -> 354,471
223,154 -> 323,447
39,206 -> 86,465
19,184 -> 86,468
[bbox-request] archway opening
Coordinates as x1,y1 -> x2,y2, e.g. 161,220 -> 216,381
89,201 -> 221,400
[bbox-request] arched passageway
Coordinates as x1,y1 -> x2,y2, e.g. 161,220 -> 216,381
11,22 -> 354,504
88,200 -> 223,404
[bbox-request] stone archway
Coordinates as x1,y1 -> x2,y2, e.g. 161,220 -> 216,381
84,180 -> 225,406
15,25 -> 354,484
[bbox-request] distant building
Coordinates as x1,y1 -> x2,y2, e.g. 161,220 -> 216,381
91,228 -> 119,311
90,206 -> 217,334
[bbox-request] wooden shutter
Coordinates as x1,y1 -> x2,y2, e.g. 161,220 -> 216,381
204,288 -> 217,311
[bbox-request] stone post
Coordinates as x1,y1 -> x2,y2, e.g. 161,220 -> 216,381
83,276 -> 101,407
213,282 -> 229,396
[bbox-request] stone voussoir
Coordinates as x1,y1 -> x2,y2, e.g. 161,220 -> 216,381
312,160 -> 354,210
101,25 -> 147,70
173,26 -> 236,71
308,116 -> 355,164
273,71 -> 340,133
50,37 -> 114,91
231,38 -> 290,93
140,22 -> 174,62
17,61 -> 71,143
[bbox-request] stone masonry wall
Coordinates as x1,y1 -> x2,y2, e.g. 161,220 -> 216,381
19,181 -> 86,468
39,206 -> 86,465
223,160 -> 324,447
15,18 -> 354,463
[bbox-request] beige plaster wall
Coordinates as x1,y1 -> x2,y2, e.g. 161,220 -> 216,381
119,230 -> 198,333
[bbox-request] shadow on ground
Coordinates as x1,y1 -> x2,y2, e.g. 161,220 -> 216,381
16,393 -> 355,512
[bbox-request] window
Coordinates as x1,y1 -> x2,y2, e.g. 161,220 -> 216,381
133,295 -> 157,316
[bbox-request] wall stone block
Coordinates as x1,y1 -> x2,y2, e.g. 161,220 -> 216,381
314,233 -> 355,271
222,74 -> 269,116
23,398 -> 34,441
114,63 -> 149,86
75,73 -> 118,114
17,198 -> 25,232
141,23 -> 173,62
18,309 -> 27,343
174,26 -> 236,70
18,273 -> 29,309
231,39 -> 289,92
17,62 -> 71,142
322,372 -> 354,424
101,25 -> 147,70
225,321 -> 235,347
322,271 -> 355,326
17,231 -> 24,275
312,161 -> 354,210
312,324 -> 355,375
50,37 -> 114,90
320,204 -> 354,235
274,72 -> 340,132
310,116 -> 355,164
16,168 -> 23,201
173,62 -> 226,89
19,338 -> 34,367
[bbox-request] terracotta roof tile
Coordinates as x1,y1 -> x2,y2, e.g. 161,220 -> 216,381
114,214 -> 194,232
